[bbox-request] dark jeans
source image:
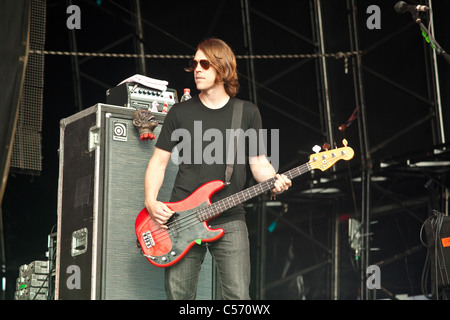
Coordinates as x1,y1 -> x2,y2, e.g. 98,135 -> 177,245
164,220 -> 251,300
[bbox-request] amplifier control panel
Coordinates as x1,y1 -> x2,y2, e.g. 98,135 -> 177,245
106,82 -> 178,113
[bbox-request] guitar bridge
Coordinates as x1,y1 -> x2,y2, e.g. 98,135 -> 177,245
142,231 -> 155,248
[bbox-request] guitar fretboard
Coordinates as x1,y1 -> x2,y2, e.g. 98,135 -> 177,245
196,162 -> 312,221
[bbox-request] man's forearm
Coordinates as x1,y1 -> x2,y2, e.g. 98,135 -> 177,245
144,148 -> 171,206
250,154 -> 291,194
144,163 -> 165,206
249,155 -> 277,183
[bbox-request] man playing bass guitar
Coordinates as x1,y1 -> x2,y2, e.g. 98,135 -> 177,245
143,38 -> 291,300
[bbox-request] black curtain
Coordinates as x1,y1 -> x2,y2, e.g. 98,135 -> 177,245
0,0 -> 31,204
0,0 -> 30,300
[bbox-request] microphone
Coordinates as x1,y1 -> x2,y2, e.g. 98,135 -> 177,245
394,1 -> 430,14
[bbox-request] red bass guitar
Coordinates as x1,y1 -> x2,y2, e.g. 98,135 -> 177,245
135,140 -> 354,267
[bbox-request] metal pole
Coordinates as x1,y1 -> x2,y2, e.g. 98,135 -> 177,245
133,0 -> 147,75
347,0 -> 372,300
240,0 -> 258,105
427,0 -> 446,145
67,0 -> 83,111
333,211 -> 339,299
313,0 -> 334,146
311,0 -> 337,298
240,0 -> 265,299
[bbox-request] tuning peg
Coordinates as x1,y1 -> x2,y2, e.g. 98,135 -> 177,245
322,143 -> 330,151
342,139 -> 348,147
312,145 -> 321,153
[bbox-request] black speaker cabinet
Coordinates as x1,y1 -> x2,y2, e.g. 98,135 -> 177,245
55,104 -> 215,300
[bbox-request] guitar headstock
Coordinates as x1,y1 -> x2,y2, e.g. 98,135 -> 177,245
309,139 -> 354,171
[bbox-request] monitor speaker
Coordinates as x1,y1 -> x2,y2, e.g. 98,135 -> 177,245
55,104 -> 215,300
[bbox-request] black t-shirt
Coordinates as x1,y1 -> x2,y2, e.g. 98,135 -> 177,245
156,95 -> 265,225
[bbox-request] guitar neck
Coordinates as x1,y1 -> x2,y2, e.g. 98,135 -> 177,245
196,162 -> 311,221
194,142 -> 354,222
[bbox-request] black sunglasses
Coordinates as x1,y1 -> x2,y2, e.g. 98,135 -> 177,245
189,59 -> 211,70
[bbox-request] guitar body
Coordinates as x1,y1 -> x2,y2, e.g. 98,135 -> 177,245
135,180 -> 226,267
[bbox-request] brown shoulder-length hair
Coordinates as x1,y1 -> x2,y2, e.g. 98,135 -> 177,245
186,38 -> 239,97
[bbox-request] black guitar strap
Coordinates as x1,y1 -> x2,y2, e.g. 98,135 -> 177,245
225,98 -> 243,185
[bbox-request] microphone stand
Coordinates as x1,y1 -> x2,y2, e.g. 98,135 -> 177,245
412,12 -> 450,65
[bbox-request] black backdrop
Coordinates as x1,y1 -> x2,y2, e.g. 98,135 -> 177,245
0,2 -> 29,207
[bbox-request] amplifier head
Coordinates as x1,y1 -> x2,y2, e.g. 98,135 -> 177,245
106,82 -> 178,113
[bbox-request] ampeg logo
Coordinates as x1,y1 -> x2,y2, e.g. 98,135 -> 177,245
113,121 -> 128,141
131,101 -> 150,109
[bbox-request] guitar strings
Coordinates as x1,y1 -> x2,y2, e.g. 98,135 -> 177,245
146,177 -> 278,244
144,163 -> 314,245
148,183 -> 270,243
145,163 -> 316,247
140,149 -> 352,261
159,146 -> 346,235
145,163 -> 313,245
151,173 -> 285,241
